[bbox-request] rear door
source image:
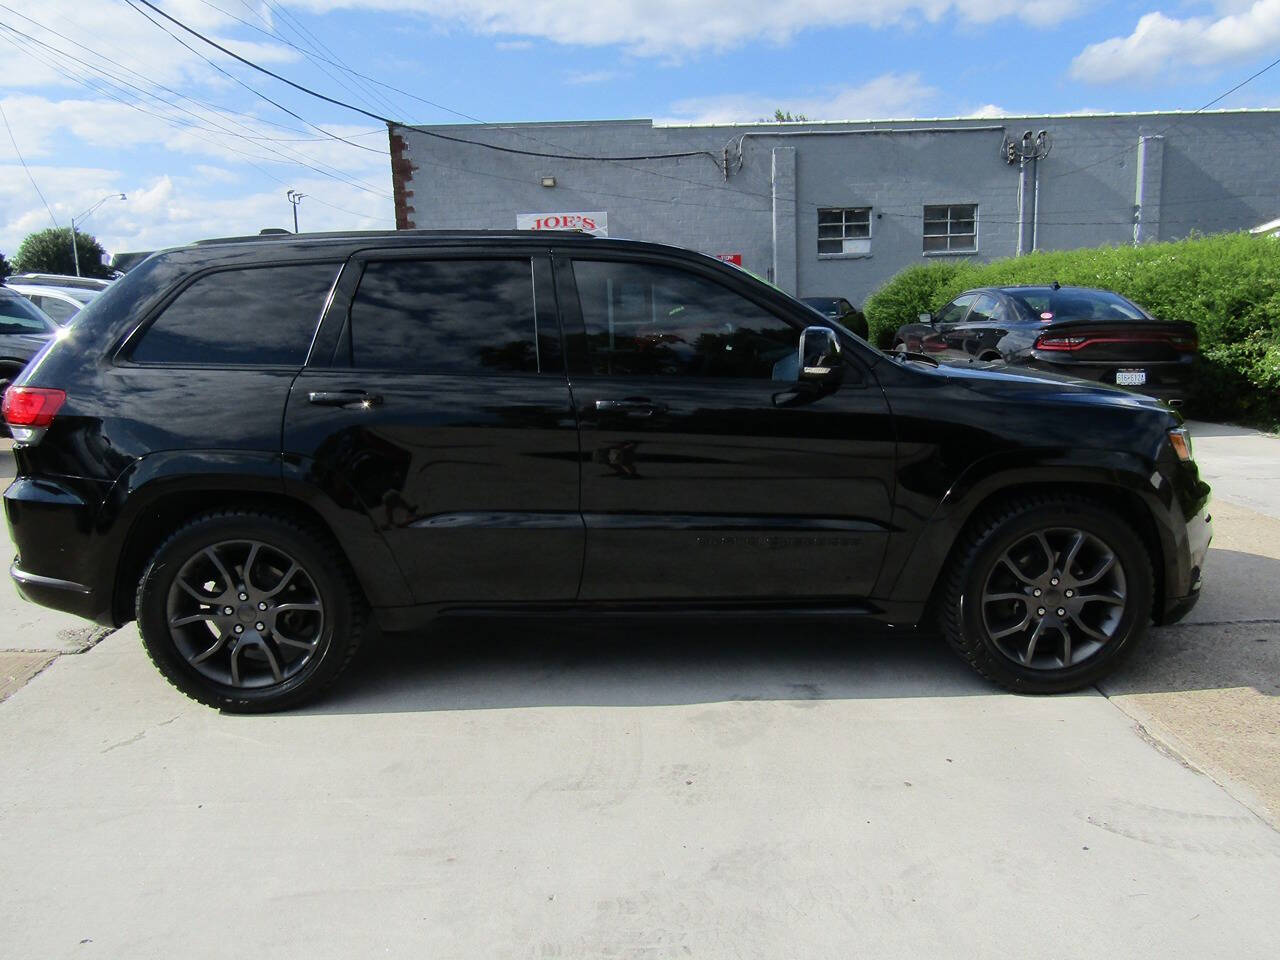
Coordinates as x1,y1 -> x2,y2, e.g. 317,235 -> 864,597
281,248 -> 584,605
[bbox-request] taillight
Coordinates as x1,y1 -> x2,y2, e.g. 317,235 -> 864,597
1170,335 -> 1199,352
2,386 -> 66,433
1035,335 -> 1088,351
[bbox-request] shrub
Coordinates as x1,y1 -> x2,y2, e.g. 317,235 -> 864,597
861,233 -> 1280,428
863,261 -> 965,348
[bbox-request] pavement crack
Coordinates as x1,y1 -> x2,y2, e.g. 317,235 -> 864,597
100,731 -> 146,754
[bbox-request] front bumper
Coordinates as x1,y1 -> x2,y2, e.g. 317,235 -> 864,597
1158,503 -> 1212,625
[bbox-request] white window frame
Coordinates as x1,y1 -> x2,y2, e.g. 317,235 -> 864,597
817,207 -> 872,259
923,203 -> 978,255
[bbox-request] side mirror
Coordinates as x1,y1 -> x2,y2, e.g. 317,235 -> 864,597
918,312 -> 933,325
799,326 -> 843,384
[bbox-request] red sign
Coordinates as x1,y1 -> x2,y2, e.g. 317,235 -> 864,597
715,253 -> 743,265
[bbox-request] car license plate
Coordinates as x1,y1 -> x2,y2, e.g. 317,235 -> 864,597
1116,369 -> 1147,386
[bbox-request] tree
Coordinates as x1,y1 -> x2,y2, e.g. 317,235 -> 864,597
12,227 -> 111,278
759,109 -> 809,123
0,250 -> 10,280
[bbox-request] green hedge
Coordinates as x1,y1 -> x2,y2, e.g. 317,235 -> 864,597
862,232 -> 1280,428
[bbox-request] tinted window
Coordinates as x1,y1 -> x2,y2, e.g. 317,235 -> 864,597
1005,289 -> 1147,323
966,294 -> 1005,324
34,296 -> 79,325
348,259 -> 540,374
935,294 -> 976,326
0,291 -> 54,334
573,260 -> 799,379
131,263 -> 338,366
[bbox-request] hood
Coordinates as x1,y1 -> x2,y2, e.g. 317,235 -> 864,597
919,356 -> 1169,412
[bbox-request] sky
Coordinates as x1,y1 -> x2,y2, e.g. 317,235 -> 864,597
1,0 -> 1279,258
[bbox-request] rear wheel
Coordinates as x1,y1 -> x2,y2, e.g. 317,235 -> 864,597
136,510 -> 366,712
939,495 -> 1152,693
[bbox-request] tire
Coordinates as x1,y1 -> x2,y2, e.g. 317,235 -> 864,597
939,495 -> 1153,693
136,509 -> 367,712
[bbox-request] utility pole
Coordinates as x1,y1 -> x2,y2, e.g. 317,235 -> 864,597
1004,131 -> 1051,256
70,193 -> 127,276
287,189 -> 306,233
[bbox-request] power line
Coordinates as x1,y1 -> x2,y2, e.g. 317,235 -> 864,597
1045,51 -> 1280,183
0,100 -> 59,228
0,26 -> 393,203
127,0 -> 722,166
123,0 -> 385,155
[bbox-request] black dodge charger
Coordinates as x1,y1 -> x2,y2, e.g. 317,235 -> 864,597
892,285 -> 1198,403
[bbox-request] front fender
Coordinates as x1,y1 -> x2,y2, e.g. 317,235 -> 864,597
878,448 -> 1185,610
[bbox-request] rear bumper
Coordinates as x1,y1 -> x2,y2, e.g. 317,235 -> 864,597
5,474 -> 117,626
9,562 -> 113,624
1024,356 -> 1193,401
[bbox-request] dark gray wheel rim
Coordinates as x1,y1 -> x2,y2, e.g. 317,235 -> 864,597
165,539 -> 325,689
979,527 -> 1128,671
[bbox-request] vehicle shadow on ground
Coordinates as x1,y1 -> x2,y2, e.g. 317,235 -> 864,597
304,620 -> 1024,716
308,544 -> 1280,715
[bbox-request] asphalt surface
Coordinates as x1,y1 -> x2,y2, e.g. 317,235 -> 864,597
1,423 -> 1278,959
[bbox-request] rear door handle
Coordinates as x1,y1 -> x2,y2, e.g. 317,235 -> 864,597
594,398 -> 668,417
307,390 -> 383,408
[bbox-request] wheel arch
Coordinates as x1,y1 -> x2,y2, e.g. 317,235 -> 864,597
883,460 -> 1177,622
107,462 -> 414,625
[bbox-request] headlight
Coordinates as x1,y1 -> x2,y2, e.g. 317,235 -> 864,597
1168,427 -> 1194,462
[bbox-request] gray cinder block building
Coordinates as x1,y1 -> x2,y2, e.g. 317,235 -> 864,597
388,110 -> 1280,305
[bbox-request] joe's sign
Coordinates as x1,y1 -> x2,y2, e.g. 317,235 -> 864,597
516,211 -> 608,237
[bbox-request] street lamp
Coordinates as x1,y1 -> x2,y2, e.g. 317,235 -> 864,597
70,192 -> 126,277
286,189 -> 306,233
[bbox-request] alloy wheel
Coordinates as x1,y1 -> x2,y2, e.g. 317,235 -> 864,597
164,539 -> 325,689
978,527 -> 1128,670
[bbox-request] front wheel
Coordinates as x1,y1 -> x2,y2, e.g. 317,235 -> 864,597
136,510 -> 367,712
939,496 -> 1153,693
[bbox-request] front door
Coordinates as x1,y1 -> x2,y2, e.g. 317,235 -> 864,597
559,255 -> 896,603
282,250 -> 583,604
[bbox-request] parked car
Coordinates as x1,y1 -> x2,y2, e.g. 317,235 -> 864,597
801,296 -> 869,339
0,286 -> 58,394
5,280 -> 101,325
3,232 -> 1211,711
892,285 -> 1198,403
7,272 -> 112,291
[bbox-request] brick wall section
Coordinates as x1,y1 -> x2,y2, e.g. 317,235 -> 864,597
388,126 -> 418,230
390,111 -> 1280,305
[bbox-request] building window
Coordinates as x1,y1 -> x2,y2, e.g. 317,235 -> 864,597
818,207 -> 871,257
923,204 -> 978,254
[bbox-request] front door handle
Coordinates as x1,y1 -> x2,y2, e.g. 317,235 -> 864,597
307,390 -> 383,408
595,398 -> 668,417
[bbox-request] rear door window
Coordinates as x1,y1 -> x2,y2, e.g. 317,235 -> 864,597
345,258 -> 546,374
130,263 -> 339,366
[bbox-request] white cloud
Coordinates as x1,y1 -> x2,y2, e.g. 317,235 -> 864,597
0,0 -> 301,93
966,103 -> 1008,118
564,69 -> 622,85
659,73 -> 937,125
1070,0 -> 1280,84
293,1 -> 1084,55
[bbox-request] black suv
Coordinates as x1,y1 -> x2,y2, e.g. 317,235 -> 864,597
3,232 -> 1212,711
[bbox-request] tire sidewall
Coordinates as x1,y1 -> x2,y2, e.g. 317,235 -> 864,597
958,502 -> 1153,691
137,514 -> 352,711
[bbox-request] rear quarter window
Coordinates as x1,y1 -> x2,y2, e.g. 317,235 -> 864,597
129,262 -> 339,366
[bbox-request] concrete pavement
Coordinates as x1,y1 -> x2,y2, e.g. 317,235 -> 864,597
1,424 -> 1278,958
